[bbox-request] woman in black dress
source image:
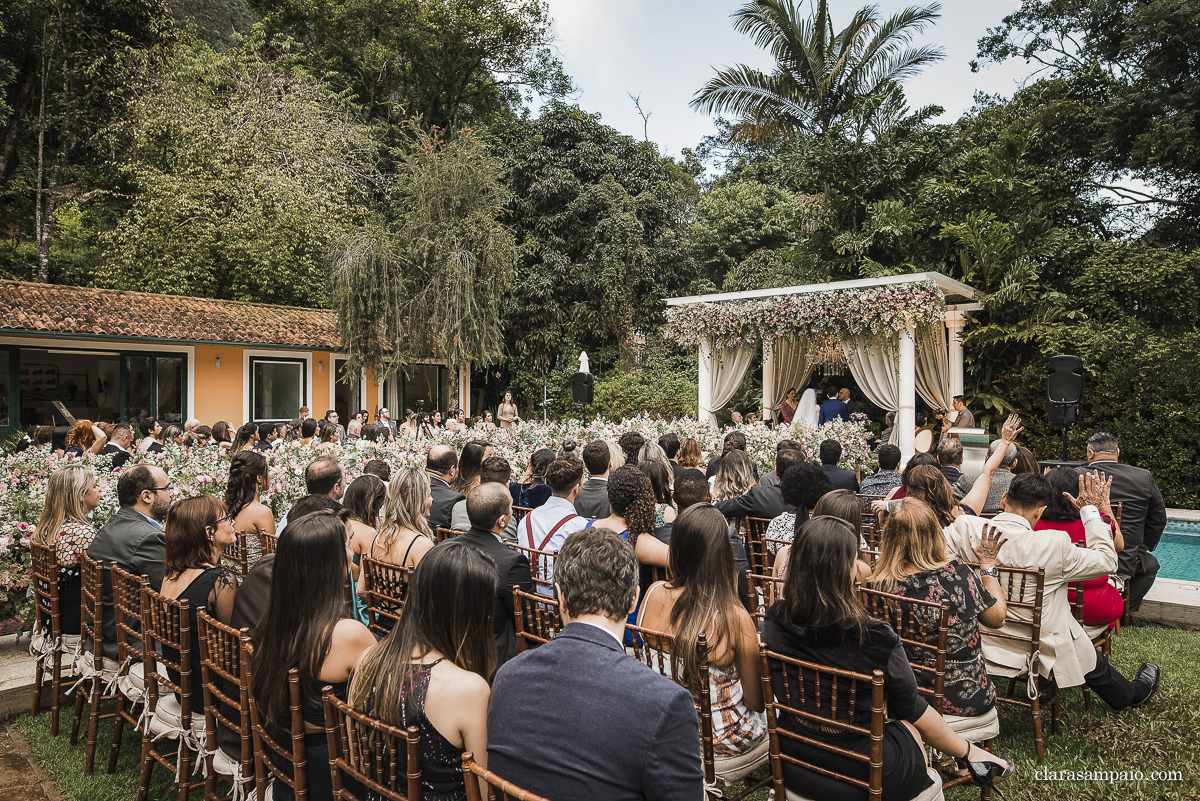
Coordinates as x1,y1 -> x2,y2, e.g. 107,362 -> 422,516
349,540 -> 496,801
251,509 -> 376,801
761,516 -> 1013,801
870,499 -> 1008,718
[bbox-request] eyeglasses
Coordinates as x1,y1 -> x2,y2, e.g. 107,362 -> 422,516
149,484 -> 173,493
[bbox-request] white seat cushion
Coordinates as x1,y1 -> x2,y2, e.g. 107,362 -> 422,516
712,734 -> 769,784
786,766 -> 944,801
117,662 -> 146,702
209,746 -> 246,780
146,692 -> 206,743
72,650 -> 121,683
944,707 -> 1001,742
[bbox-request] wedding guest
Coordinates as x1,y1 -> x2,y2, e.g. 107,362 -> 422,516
451,456 -> 519,542
935,438 -> 964,484
658,433 -> 685,481
139,418 -> 164,454
639,460 -> 676,530
359,469 -> 435,594
780,388 -> 798,424
97,423 -> 135,470
211,420 -> 233,452
498,392 -> 518,429
34,463 -> 101,636
636,505 -> 767,762
343,474 -> 388,625
764,461 -> 832,556
297,418 -> 318,447
860,444 -> 903,496
226,450 -> 275,559
349,541 -> 495,801
451,440 -> 491,496
510,448 -> 554,510
677,438 -> 702,470
587,466 -> 669,572
251,510 -> 374,801
618,431 -> 646,467
1012,447 -> 1039,475
819,439 -> 859,492
757,440 -> 803,489
426,445 -> 464,530
575,441 -> 612,519
316,420 -> 340,450
64,420 -> 107,457
230,422 -> 259,455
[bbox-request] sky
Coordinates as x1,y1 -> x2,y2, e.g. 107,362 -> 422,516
540,0 -> 1035,159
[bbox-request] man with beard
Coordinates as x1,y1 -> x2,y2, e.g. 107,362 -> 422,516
87,464 -> 171,663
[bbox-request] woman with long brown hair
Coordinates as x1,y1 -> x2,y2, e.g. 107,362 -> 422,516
349,540 -> 496,800
34,463 -> 101,636
871,498 -> 1007,719
225,450 -> 275,560
451,440 -> 491,495
763,516 -> 1013,800
677,438 -> 702,469
637,504 -> 766,760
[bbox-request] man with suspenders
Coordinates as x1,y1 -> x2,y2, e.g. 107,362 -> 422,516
522,456 -> 590,588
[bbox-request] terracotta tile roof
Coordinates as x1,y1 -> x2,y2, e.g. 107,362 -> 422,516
0,281 -> 341,349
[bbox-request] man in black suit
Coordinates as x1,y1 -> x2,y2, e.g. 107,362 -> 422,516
936,437 -> 963,484
253,422 -> 277,452
1080,432 -> 1167,613
819,439 -> 859,492
658,433 -> 686,482
140,417 -> 164,454
575,440 -> 612,518
714,448 -> 801,521
87,464 -> 170,662
488,527 -> 703,800
839,387 -> 862,417
97,423 -> 135,470
459,483 -> 532,667
425,444 -> 465,530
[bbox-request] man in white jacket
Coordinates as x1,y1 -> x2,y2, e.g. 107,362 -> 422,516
943,471 -> 1160,710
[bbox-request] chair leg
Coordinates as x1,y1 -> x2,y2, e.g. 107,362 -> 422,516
30,660 -> 44,717
1051,689 -> 1062,736
49,652 -> 62,737
108,697 -> 127,774
84,680 -> 102,774
136,729 -> 155,801
1030,695 -> 1045,765
176,748 -> 192,801
1082,685 -> 1093,712
70,677 -> 87,745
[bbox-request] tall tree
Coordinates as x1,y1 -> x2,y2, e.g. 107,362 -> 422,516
690,0 -> 944,143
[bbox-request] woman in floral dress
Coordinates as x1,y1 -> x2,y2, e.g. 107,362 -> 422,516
34,463 -> 102,636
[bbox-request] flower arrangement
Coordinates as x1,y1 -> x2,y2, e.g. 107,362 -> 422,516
0,413 -> 875,629
665,280 -> 946,350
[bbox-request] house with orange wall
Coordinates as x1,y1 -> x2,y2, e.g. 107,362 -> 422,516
0,281 -> 472,439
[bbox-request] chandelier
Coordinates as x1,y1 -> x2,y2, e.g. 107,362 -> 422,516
813,335 -> 847,376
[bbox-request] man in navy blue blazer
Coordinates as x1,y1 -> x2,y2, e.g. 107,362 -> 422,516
819,438 -> 859,493
487,528 -> 703,801
817,385 -> 849,425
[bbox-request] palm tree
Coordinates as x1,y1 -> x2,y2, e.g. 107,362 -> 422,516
691,0 -> 944,143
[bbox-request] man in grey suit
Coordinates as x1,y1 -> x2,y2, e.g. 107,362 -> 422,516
488,527 -> 703,801
954,440 -> 1017,514
575,440 -> 612,518
1080,432 -> 1167,614
87,464 -> 171,662
426,444 -> 465,531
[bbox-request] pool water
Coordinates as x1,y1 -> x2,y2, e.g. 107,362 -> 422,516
1155,519 -> 1200,582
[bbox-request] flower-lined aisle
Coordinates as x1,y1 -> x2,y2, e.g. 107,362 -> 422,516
0,414 -> 873,629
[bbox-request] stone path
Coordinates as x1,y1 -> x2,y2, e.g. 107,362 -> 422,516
0,722 -> 63,801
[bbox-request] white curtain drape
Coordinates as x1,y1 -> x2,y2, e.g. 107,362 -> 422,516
842,335 -> 900,413
916,327 -> 954,415
766,337 -> 815,415
702,343 -> 755,416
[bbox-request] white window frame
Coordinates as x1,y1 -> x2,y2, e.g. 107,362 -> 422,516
243,349 -> 312,423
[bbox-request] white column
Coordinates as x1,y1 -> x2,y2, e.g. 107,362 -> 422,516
897,322 -> 917,464
458,364 -> 471,416
945,310 -> 966,396
761,340 -> 775,423
698,340 -> 716,427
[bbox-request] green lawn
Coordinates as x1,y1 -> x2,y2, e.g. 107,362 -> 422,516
13,624 -> 1200,801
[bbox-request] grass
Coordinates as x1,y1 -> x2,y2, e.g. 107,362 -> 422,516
12,624 -> 1200,801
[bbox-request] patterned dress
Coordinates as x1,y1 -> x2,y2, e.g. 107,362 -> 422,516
883,558 -> 998,717
54,520 -> 97,635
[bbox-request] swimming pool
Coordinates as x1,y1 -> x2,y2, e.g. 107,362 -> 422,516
1155,519 -> 1200,582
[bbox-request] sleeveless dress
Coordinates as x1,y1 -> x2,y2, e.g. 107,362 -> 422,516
268,678 -> 353,801
47,520 -> 96,636
351,552 -> 369,626
165,566 -> 239,715
637,583 -> 766,757
366,532 -> 423,635
362,659 -> 469,801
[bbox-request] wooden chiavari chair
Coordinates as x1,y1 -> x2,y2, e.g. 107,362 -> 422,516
745,516 -> 773,574
70,553 -> 121,773
435,526 -> 461,543
247,660 -> 308,801
29,542 -> 76,737
361,556 -> 414,638
323,689 -> 423,800
512,587 -> 563,653
108,565 -> 149,773
137,586 -> 204,801
220,529 -> 251,577
462,753 -> 552,801
505,541 -> 556,595
746,571 -> 785,628
511,505 -> 533,523
259,530 -> 278,555
197,611 -> 254,801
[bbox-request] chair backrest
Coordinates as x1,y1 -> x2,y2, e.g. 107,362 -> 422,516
462,752 -> 552,801
361,556 -> 413,638
759,644 -> 885,800
626,624 -> 716,785
30,542 -> 59,637
245,655 -> 307,801
861,518 -> 878,550
322,689 -> 421,801
856,494 -> 887,514
259,531 -> 278,555
745,516 -> 773,574
140,585 -> 193,725
975,564 -> 1047,680
111,564 -> 149,666
196,611 -> 252,782
511,505 -> 533,523
512,587 -> 563,653
78,552 -> 105,673
221,529 -> 251,577
434,526 -> 460,544
746,570 -> 786,626
858,586 -> 949,713
505,541 -> 556,590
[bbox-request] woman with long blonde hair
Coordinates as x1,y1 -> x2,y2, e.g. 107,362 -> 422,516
712,450 -> 755,502
35,463 -> 101,635
360,468 -> 435,579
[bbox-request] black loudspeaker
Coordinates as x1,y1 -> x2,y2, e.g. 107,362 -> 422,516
572,372 -> 593,404
1046,355 -> 1083,425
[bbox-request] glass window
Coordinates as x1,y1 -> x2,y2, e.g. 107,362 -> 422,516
405,364 -> 442,412
253,359 -> 305,421
156,356 -> 183,424
0,350 -> 9,428
124,355 -> 153,423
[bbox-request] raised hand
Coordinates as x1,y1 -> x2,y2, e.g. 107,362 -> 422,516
1000,414 -> 1023,443
1063,470 -> 1113,517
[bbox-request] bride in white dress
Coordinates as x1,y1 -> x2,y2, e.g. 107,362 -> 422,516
796,388 -> 820,426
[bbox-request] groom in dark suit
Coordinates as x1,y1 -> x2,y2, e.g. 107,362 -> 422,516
487,527 -> 702,801
1080,432 -> 1167,614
